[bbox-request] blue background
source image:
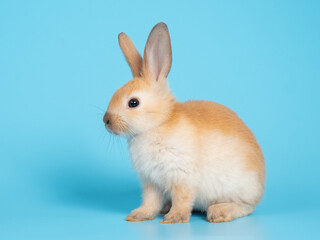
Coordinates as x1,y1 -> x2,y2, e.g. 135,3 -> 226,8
1,0 -> 319,239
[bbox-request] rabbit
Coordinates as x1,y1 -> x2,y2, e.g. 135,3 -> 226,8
103,22 -> 265,223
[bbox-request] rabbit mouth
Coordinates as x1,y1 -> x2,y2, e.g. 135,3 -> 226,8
106,126 -> 127,136
103,112 -> 129,136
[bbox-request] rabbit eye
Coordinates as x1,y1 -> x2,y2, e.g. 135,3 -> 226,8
128,98 -> 139,108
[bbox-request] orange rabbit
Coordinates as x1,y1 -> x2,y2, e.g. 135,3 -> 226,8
103,22 -> 265,223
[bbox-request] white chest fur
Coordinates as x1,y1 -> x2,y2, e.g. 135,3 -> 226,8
128,127 -> 196,191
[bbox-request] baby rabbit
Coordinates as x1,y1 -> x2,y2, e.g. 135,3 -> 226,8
103,22 -> 265,223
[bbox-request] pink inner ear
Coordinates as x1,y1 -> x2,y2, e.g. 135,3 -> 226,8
151,38 -> 165,81
156,44 -> 161,81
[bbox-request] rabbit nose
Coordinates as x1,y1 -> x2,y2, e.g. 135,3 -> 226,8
103,112 -> 110,125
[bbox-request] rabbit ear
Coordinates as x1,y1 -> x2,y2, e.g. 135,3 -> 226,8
143,22 -> 172,82
118,32 -> 143,77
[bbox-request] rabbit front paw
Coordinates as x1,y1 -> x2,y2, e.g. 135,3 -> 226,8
160,210 -> 190,223
126,208 -> 156,221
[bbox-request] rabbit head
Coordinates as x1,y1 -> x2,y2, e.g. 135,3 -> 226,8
103,23 -> 175,136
